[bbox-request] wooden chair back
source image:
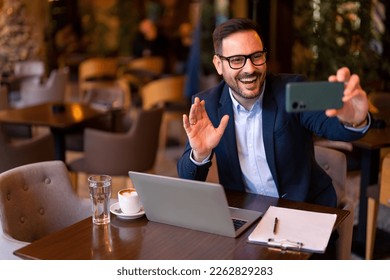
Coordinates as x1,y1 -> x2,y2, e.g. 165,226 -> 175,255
141,75 -> 187,149
79,57 -> 118,82
141,75 -> 186,109
127,56 -> 164,75
366,153 -> 390,259
78,57 -> 119,99
380,154 -> 390,206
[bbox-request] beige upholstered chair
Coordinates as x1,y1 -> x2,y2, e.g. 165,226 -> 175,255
366,152 -> 390,259
313,138 -> 354,153
313,137 -> 361,221
314,145 -> 354,259
68,107 -> 163,186
13,60 -> 45,86
0,125 -> 56,173
141,75 -> 188,149
0,161 -> 91,247
11,67 -> 69,108
8,60 -> 45,105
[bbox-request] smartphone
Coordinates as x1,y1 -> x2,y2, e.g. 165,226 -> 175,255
285,81 -> 344,112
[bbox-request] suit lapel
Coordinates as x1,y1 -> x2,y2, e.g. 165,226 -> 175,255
262,81 -> 279,188
218,85 -> 243,180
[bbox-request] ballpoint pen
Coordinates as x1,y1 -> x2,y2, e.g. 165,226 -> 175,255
273,217 -> 278,234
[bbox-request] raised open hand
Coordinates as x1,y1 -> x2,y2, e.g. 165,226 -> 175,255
183,97 -> 229,161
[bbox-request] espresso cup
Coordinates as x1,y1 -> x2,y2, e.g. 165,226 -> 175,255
118,188 -> 141,214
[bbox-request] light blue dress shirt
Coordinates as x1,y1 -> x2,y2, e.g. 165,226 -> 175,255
228,86 -> 279,197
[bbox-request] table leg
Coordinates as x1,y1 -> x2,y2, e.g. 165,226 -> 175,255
50,128 -> 66,162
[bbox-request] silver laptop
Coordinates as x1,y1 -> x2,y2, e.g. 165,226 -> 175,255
128,171 -> 263,238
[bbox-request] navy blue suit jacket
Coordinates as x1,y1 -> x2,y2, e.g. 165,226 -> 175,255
177,73 -> 366,207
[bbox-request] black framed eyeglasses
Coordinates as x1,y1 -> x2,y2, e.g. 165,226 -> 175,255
217,49 -> 267,69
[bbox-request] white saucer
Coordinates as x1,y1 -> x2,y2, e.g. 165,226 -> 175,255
110,202 -> 145,220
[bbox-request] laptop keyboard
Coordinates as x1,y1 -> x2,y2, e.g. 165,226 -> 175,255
232,218 -> 247,231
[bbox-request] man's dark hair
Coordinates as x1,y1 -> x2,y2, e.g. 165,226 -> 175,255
212,18 -> 263,54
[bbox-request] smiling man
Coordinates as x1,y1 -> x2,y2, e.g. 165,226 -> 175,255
177,18 -> 369,208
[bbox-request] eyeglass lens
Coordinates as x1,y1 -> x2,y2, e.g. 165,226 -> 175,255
227,52 -> 266,69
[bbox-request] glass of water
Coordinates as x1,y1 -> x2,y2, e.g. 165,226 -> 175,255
88,175 -> 112,225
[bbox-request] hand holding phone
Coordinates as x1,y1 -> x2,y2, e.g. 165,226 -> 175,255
285,81 -> 344,112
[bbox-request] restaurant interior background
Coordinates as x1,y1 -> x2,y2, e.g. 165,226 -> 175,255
1,0 -> 389,93
0,0 -> 390,260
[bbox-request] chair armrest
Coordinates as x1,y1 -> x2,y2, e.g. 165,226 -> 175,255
1,134 -> 55,172
0,231 -> 30,260
84,128 -> 129,149
11,133 -> 55,157
20,81 -> 47,92
314,139 -> 353,152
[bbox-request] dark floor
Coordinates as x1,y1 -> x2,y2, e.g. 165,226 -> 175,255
351,227 -> 390,260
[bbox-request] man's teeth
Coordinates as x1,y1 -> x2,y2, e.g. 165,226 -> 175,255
240,77 -> 257,83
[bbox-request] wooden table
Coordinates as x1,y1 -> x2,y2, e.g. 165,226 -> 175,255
351,126 -> 390,253
0,102 -> 109,161
14,191 -> 350,260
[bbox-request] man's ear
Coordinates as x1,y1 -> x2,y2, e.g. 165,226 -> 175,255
213,55 -> 223,75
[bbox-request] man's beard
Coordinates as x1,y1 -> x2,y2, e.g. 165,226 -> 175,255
227,72 -> 264,100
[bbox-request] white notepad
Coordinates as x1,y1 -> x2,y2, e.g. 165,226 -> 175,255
248,206 -> 337,253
